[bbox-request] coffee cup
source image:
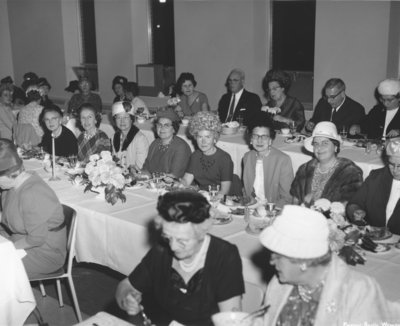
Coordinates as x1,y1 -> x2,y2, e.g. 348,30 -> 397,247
281,128 -> 290,135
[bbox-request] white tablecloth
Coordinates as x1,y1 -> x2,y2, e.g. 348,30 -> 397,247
23,160 -> 400,302
0,235 -> 36,326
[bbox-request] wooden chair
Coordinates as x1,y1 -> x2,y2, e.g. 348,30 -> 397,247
30,204 -> 82,322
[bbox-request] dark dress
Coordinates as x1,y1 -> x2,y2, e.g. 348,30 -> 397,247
128,235 -> 245,326
266,95 -> 305,131
41,125 -> 78,157
186,148 -> 233,191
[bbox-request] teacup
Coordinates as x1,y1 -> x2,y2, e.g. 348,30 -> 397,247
281,128 -> 290,135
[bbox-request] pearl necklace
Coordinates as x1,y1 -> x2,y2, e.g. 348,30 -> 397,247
178,235 -> 210,273
297,279 -> 325,303
316,158 -> 337,174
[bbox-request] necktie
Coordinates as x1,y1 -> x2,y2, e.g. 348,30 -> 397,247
330,108 -> 336,122
226,94 -> 236,122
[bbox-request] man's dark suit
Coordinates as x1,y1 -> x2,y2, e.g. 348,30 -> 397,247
361,104 -> 400,139
347,167 -> 400,235
310,96 -> 365,129
218,89 -> 262,127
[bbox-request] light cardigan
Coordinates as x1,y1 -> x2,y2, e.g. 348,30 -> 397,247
112,131 -> 149,169
263,255 -> 400,325
242,147 -> 294,207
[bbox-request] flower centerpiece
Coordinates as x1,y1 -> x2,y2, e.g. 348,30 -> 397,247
311,198 -> 365,265
71,151 -> 127,205
167,96 -> 181,107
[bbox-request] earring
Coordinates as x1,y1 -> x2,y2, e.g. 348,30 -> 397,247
299,263 -> 307,272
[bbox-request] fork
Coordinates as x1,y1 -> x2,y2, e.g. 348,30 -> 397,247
241,304 -> 270,321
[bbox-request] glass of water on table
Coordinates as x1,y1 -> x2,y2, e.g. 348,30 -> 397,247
208,185 -> 220,209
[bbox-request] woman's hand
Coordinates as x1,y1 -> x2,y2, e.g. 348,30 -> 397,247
387,129 -> 400,138
272,115 -> 291,124
115,278 -> 142,315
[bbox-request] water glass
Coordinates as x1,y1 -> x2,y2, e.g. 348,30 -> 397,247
237,116 -> 244,127
340,126 -> 348,139
289,121 -> 296,135
365,142 -> 372,154
68,155 -> 78,168
208,185 -> 220,208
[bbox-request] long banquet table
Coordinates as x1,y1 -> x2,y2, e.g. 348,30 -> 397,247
0,235 -> 36,325
23,160 -> 400,303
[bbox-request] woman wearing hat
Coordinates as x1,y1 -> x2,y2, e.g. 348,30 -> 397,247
180,111 -> 233,194
0,84 -> 16,140
259,205 -> 399,325
37,77 -> 54,107
350,78 -> 400,139
291,121 -> 362,205
142,108 -> 191,178
111,101 -> 148,169
14,86 -> 44,147
112,76 -> 128,103
125,81 -> 149,116
347,137 -> 400,235
67,77 -> 102,117
40,105 -> 78,157
115,191 -> 244,325
76,103 -> 111,162
0,139 -> 67,279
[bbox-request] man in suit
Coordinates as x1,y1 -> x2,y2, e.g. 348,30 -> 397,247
217,68 -> 262,127
305,78 -> 365,133
350,79 -> 400,139
347,136 -> 400,235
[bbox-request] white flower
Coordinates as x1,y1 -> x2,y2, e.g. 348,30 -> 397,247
327,219 -> 346,252
313,198 -> 331,212
100,171 -> 112,184
85,162 -> 96,174
89,153 -> 100,162
100,151 -> 113,162
91,174 -> 102,187
110,173 -> 125,189
330,202 -> 345,216
167,96 -> 181,106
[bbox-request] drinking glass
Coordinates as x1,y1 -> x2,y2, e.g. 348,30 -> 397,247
237,116 -> 244,128
289,121 -> 296,135
365,142 -> 372,154
68,155 -> 78,169
208,185 -> 220,209
340,126 -> 348,139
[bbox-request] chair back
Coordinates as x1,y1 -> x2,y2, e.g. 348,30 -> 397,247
62,204 -> 77,273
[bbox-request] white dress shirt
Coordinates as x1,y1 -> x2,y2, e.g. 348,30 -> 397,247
386,178 -> 400,224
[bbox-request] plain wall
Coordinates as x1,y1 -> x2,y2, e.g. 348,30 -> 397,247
313,0 -> 391,112
7,0 -> 67,98
174,0 -> 270,110
94,0 -> 151,105
386,0 -> 400,78
0,0 -> 14,80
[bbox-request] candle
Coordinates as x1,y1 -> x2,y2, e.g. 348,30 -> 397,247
52,133 -> 56,178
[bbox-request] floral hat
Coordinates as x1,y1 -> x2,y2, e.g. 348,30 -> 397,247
156,108 -> 180,122
304,121 -> 342,153
377,79 -> 400,96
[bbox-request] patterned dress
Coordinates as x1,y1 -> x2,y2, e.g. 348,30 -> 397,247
77,129 -> 111,162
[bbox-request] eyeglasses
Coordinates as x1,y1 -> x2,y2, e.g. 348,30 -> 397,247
251,134 -> 270,141
161,234 -> 192,248
311,140 -> 332,148
324,90 -> 343,100
379,96 -> 398,104
115,116 -> 131,122
157,123 -> 172,129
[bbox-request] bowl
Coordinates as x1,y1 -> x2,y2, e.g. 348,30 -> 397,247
281,128 -> 290,135
221,126 -> 239,135
211,311 -> 251,326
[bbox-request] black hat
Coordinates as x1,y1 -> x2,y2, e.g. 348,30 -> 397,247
23,72 -> 38,81
1,76 -> 13,84
112,76 -> 128,89
37,77 -> 51,89
65,80 -> 80,93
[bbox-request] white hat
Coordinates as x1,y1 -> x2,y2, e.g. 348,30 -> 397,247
304,121 -> 342,152
112,101 -> 133,117
377,79 -> 400,96
259,205 -> 330,259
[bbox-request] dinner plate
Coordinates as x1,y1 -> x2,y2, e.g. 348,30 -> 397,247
373,244 -> 391,253
365,227 -> 392,241
220,196 -> 256,207
211,210 -> 232,225
127,182 -> 146,190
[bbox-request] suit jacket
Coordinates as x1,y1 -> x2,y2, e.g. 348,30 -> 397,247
218,89 -> 262,126
310,96 -> 365,129
361,103 -> 400,139
347,167 -> 400,235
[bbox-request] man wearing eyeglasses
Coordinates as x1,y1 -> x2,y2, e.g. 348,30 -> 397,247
305,78 -> 365,133
217,68 -> 262,127
349,79 -> 400,140
347,137 -> 400,235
